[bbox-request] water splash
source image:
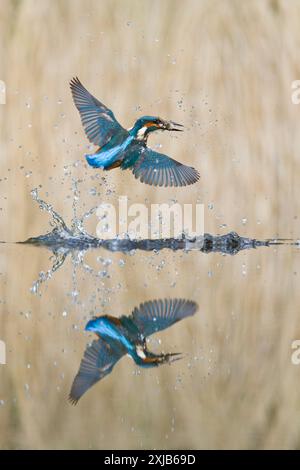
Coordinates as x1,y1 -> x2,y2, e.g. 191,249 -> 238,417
20,191 -> 296,294
30,188 -> 71,235
70,179 -> 98,236
24,191 -> 291,253
30,249 -> 68,295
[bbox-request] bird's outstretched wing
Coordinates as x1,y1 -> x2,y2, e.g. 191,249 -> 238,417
70,77 -> 127,147
130,298 -> 198,338
130,147 -> 200,187
69,339 -> 125,404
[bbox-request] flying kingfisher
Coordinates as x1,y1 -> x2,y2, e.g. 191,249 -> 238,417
69,298 -> 198,404
70,77 -> 200,187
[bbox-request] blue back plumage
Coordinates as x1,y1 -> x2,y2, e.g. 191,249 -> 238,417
85,134 -> 134,169
86,316 -> 133,351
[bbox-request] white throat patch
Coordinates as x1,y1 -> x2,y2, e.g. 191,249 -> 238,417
137,126 -> 148,140
136,345 -> 146,359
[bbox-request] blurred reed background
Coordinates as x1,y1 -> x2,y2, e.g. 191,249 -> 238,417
1,0 -> 300,449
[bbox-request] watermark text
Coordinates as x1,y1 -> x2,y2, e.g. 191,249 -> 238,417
96,196 -> 204,240
0,80 -> 5,105
0,340 -> 6,365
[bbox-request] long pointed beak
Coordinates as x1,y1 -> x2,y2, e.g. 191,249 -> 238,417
166,121 -> 184,132
163,352 -> 184,364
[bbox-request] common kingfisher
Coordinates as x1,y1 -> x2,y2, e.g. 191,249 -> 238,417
70,77 -> 200,187
69,298 -> 198,404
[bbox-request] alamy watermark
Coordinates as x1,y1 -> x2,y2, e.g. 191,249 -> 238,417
96,196 -> 204,240
291,340 -> 300,365
0,340 -> 6,365
291,80 -> 300,104
0,80 -> 5,105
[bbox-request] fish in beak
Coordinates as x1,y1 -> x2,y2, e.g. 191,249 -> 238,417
165,120 -> 184,132
156,351 -> 184,365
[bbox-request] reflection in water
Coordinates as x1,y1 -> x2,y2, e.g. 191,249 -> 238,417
69,298 -> 198,404
19,192 -> 295,293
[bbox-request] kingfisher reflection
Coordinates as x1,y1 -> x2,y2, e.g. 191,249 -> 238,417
69,298 -> 198,404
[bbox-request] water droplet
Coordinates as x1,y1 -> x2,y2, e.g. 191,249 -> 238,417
89,187 -> 97,196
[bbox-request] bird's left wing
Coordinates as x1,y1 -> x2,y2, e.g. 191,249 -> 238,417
69,339 -> 125,404
129,298 -> 198,338
70,77 -> 127,147
127,146 -> 200,187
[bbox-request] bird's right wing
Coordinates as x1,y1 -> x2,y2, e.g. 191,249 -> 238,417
70,77 -> 127,147
130,298 -> 198,338
130,147 -> 200,187
69,339 -> 125,404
